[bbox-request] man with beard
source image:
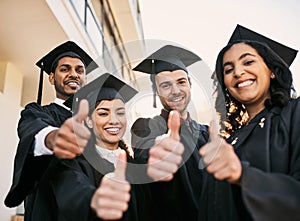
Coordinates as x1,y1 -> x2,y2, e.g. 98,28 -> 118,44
131,45 -> 236,221
5,41 -> 97,219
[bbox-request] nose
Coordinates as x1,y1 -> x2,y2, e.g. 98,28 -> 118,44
109,113 -> 118,124
171,83 -> 180,94
69,68 -> 78,78
234,66 -> 245,78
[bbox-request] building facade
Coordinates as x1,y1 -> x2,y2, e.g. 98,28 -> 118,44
0,0 -> 144,220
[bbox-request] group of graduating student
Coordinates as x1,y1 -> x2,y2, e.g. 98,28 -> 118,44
4,24 -> 300,221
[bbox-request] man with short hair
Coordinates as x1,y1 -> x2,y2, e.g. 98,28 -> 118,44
5,41 -> 96,219
131,44 -> 236,221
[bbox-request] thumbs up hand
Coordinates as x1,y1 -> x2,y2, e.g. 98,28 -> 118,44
46,99 -> 91,159
91,150 -> 131,220
147,110 -> 184,182
167,110 -> 181,141
199,121 -> 242,184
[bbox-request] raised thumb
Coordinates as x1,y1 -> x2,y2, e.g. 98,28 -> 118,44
74,99 -> 89,123
114,150 -> 127,180
209,120 -> 220,142
167,110 -> 180,141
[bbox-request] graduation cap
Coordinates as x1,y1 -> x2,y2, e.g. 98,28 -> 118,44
64,73 -> 138,113
35,41 -> 97,104
229,24 -> 298,67
133,44 -> 201,107
133,45 -> 201,75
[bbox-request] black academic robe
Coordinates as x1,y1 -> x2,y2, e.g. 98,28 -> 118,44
5,102 -> 72,208
131,109 -> 237,221
227,98 -> 300,221
19,140 -> 150,221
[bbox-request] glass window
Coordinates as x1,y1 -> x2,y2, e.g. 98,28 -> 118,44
69,0 -> 86,23
86,7 -> 103,54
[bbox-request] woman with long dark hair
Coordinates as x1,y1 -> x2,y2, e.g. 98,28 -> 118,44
34,73 -> 151,221
200,37 -> 300,221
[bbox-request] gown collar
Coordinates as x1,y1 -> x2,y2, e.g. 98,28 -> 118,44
95,145 -> 121,167
54,98 -> 71,111
247,108 -> 268,124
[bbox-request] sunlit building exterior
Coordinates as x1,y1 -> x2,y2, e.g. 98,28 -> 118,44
0,0 -> 144,220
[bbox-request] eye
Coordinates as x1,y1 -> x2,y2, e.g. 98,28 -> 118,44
97,112 -> 108,117
76,67 -> 85,75
244,60 -> 254,66
59,67 -> 69,72
178,79 -> 187,86
117,111 -> 125,116
223,63 -> 234,75
160,82 -> 171,90
224,67 -> 233,75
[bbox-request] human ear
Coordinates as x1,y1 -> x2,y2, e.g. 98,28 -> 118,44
85,116 -> 93,129
49,73 -> 55,85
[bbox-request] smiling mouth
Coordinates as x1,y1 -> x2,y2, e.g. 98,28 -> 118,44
169,96 -> 184,102
67,81 -> 79,85
236,80 -> 254,88
65,81 -> 80,89
105,127 -> 121,134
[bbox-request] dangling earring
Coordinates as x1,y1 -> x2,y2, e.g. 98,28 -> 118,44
225,88 -> 230,98
271,73 -> 276,79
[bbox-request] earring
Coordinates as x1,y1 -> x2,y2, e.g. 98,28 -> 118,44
271,73 -> 275,79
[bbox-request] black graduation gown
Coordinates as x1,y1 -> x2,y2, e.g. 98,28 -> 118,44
5,102 -> 72,208
23,141 -> 150,221
131,110 -> 237,221
227,98 -> 300,221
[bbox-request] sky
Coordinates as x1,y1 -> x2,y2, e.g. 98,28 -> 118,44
138,0 -> 300,92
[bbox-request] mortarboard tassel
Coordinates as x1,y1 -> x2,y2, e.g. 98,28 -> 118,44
151,59 -> 157,108
37,62 -> 44,105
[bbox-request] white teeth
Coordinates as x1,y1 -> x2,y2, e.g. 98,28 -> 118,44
67,82 -> 78,86
238,80 -> 253,88
171,97 -> 183,102
106,128 -> 120,132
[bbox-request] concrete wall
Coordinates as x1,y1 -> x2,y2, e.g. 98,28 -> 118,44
0,61 -> 23,220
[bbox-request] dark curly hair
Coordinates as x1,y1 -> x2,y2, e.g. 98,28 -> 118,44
214,40 -> 294,135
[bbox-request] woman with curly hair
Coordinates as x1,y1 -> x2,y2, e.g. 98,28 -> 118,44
200,30 -> 300,220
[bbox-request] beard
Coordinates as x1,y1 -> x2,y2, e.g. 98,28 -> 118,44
158,93 -> 191,115
54,84 -> 73,98
53,79 -> 80,100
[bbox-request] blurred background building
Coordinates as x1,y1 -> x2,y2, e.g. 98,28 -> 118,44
0,0 -> 145,220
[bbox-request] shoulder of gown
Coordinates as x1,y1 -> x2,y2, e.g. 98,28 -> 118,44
5,102 -> 71,207
238,97 -> 300,221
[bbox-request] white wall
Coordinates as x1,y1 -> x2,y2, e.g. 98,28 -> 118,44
0,62 -> 23,220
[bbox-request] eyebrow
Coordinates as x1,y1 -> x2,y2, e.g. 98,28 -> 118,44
96,107 -> 125,111
59,64 -> 84,68
158,77 -> 187,87
239,52 -> 256,60
223,52 -> 256,67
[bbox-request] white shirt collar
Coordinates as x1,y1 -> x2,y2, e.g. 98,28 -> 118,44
95,145 -> 122,167
54,98 -> 71,111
